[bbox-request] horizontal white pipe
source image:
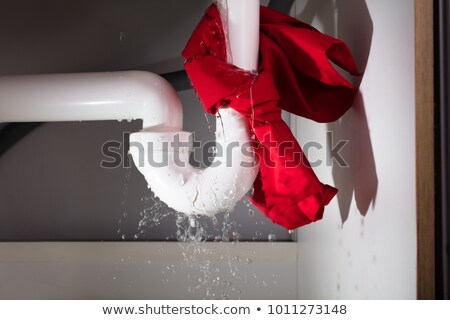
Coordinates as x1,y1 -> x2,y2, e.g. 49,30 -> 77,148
0,71 -> 183,131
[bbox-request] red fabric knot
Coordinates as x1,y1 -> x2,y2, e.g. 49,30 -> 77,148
182,4 -> 359,230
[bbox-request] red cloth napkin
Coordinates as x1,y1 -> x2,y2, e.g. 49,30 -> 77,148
182,4 -> 359,230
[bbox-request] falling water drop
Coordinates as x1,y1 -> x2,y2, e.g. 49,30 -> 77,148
268,232 -> 276,242
204,113 -> 212,132
179,173 -> 185,186
222,281 -> 233,287
189,216 -> 196,228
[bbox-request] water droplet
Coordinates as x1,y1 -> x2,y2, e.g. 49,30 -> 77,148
245,258 -> 252,264
119,31 -> 126,41
248,208 -> 254,216
189,216 -> 196,228
288,230 -> 294,234
268,233 -> 276,242
204,113 -> 212,132
179,174 -> 185,186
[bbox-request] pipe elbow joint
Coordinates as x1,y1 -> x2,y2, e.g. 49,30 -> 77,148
127,71 -> 183,131
129,108 -> 258,216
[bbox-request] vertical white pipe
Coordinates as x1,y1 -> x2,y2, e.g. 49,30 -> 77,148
227,0 -> 260,71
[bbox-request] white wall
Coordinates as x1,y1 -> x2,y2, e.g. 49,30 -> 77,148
293,0 -> 416,299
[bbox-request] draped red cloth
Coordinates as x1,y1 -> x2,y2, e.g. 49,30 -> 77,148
182,4 -> 359,230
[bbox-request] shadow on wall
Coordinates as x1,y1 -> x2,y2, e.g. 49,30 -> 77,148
297,0 -> 377,224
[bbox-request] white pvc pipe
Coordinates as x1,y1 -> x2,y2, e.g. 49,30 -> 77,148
129,108 -> 257,216
0,0 -> 260,216
0,71 -> 182,131
227,0 -> 260,71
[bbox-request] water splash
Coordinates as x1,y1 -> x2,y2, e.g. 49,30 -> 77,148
124,186 -> 272,298
117,164 -> 132,240
133,192 -> 176,240
204,113 -> 213,132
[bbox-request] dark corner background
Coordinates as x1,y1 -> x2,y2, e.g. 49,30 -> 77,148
435,0 -> 449,300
